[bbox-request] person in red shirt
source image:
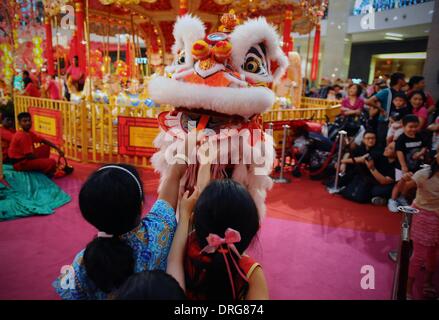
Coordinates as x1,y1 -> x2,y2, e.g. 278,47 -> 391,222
42,74 -> 61,100
66,56 -> 85,91
8,112 -> 64,176
22,75 -> 41,98
0,110 -> 16,163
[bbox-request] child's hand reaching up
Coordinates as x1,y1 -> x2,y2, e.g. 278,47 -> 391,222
179,187 -> 200,220
167,186 -> 200,293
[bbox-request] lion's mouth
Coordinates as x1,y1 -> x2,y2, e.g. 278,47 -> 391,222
173,107 -> 246,132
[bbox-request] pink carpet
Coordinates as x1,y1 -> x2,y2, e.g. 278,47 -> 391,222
0,165 -> 433,299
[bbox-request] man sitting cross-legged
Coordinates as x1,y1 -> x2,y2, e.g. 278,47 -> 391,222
8,112 -> 64,177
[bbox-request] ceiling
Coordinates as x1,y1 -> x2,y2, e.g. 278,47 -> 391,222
87,0 -> 319,55
350,23 -> 431,43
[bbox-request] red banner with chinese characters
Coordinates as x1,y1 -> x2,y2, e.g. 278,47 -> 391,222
29,107 -> 62,145
118,116 -> 160,157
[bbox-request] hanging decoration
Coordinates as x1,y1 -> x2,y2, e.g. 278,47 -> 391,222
0,44 -> 14,85
32,36 -> 44,70
310,24 -> 321,82
43,0 -> 69,16
89,49 -> 103,78
114,60 -> 128,82
215,0 -> 279,13
282,6 -> 293,55
299,0 -> 328,26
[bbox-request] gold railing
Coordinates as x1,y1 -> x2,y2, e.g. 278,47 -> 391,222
13,95 -> 340,167
14,96 -> 171,168
300,96 -> 341,109
264,103 -> 340,123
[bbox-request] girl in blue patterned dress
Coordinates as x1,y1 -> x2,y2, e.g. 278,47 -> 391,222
53,163 -> 187,299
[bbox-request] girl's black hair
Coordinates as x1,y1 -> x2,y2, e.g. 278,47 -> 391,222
79,164 -> 144,293
115,270 -> 186,300
408,76 -> 424,89
192,179 -> 260,300
23,77 -> 31,87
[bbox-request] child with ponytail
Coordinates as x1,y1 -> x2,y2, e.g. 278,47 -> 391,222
167,162 -> 269,300
53,163 -> 187,299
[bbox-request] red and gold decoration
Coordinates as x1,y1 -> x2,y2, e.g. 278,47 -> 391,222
43,0 -> 69,17
0,44 -> 13,85
32,36 -> 44,70
218,10 -> 238,33
117,116 -> 159,157
310,24 -> 321,82
179,0 -> 188,16
282,6 -> 293,55
299,1 -> 326,82
44,17 -> 55,75
114,60 -> 128,82
299,0 -> 328,26
89,49 -> 103,78
29,107 -> 63,145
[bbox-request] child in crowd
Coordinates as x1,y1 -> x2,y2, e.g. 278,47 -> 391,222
404,151 -> 439,299
166,161 -> 269,300
8,112 -> 63,176
53,163 -> 187,299
409,91 -> 428,130
386,112 -> 404,145
388,115 -> 428,212
395,115 -> 427,174
388,93 -> 411,138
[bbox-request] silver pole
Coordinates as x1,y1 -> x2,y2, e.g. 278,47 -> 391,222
327,130 -> 347,194
268,122 -> 274,132
391,206 -> 419,300
273,124 -> 291,184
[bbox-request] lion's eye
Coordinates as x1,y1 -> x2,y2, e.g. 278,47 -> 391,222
176,51 -> 186,65
243,57 -> 261,73
241,46 -> 268,77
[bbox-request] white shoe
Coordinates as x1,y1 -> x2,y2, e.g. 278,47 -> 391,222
388,199 -> 400,213
397,196 -> 409,206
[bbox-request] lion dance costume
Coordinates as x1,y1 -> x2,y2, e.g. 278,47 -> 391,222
149,13 -> 288,218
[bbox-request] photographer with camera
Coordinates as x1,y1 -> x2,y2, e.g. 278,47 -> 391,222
365,142 -> 398,205
338,130 -> 382,203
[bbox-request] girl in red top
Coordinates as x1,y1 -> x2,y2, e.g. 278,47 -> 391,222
23,77 -> 41,98
408,91 -> 429,130
167,162 -> 268,300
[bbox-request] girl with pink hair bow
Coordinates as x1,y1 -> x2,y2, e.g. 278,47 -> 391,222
167,162 -> 269,300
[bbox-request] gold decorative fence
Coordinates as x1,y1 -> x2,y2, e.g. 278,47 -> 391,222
12,95 -> 340,168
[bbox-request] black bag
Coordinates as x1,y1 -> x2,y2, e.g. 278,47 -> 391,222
341,175 -> 371,203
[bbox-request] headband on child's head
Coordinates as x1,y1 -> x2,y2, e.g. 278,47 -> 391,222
98,165 -> 143,199
97,231 -> 114,238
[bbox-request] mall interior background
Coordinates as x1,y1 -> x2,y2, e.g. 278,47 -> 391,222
293,0 -> 438,99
